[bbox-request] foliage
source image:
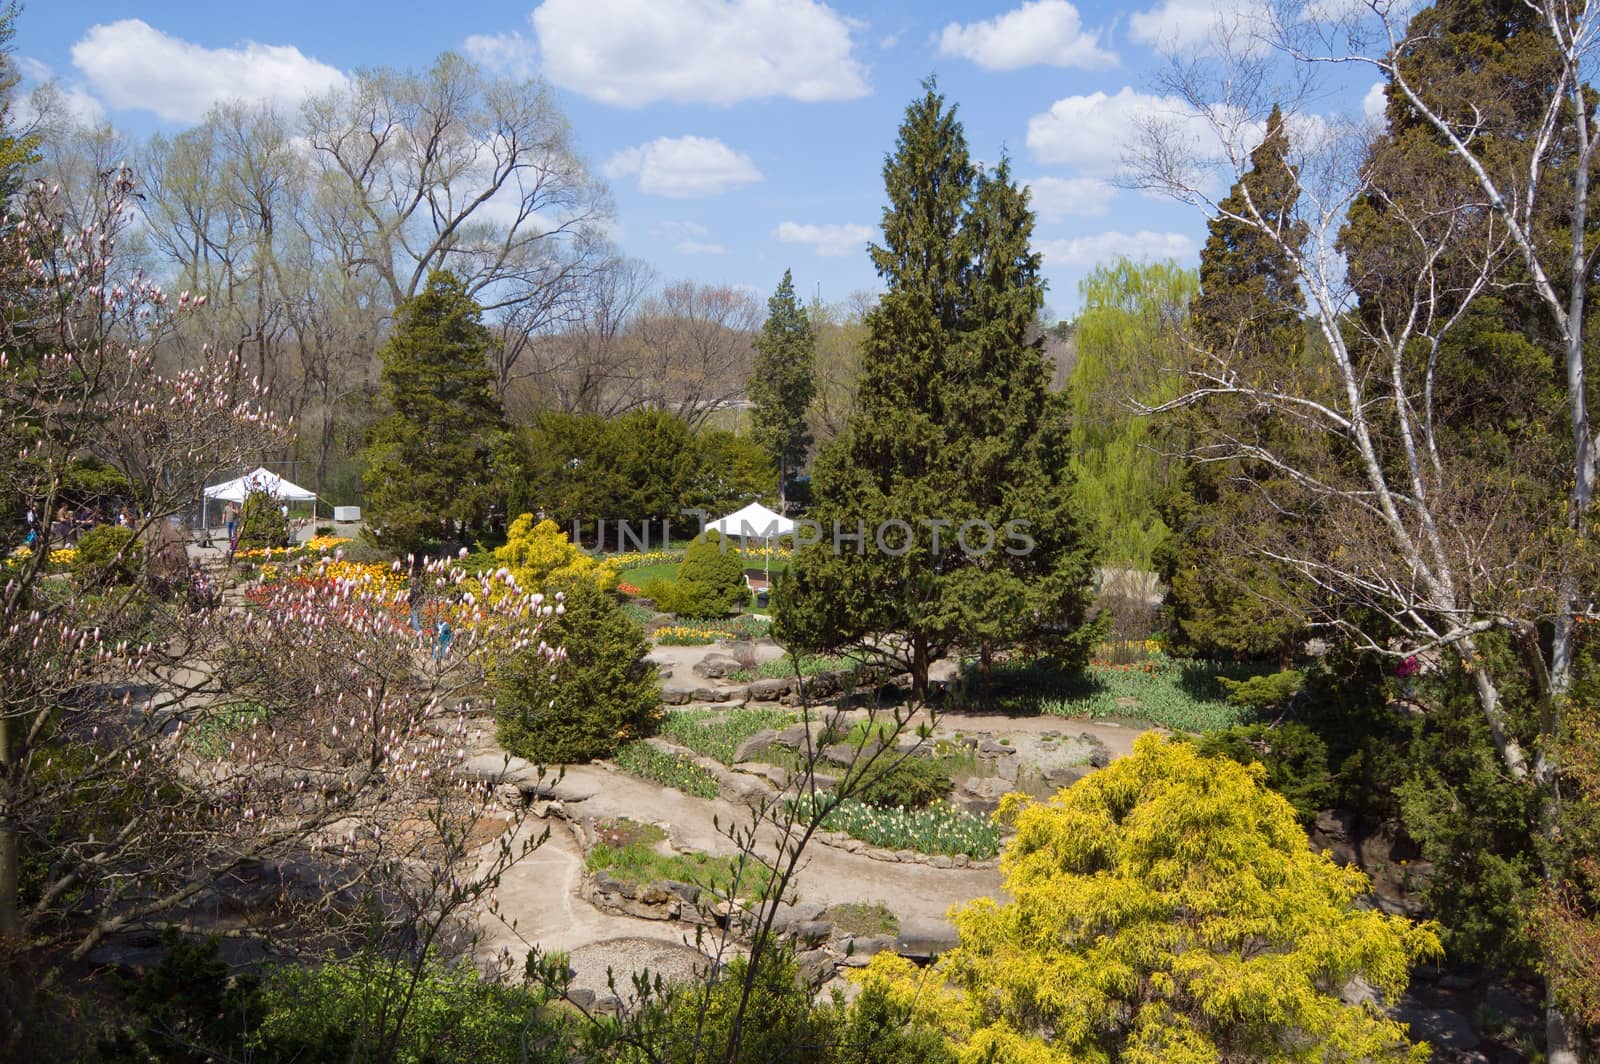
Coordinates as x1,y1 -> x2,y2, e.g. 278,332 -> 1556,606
632,952 -> 825,1064
1195,723 -> 1334,822
790,795 -> 1000,858
362,270 -> 507,551
750,269 -> 816,506
1157,105 -> 1313,663
1395,646 -> 1546,974
657,708 -> 798,764
510,409 -> 772,544
71,524 -> 140,586
254,951 -> 564,1064
235,489 -> 290,553
101,935 -> 571,1064
613,741 -> 721,798
494,513 -> 618,593
661,530 -> 749,617
866,735 -> 1441,1061
778,80 -> 1099,698
496,576 -> 658,764
1068,259 -> 1196,568
652,622 -> 734,645
846,754 -> 954,809
1219,668 -> 1304,713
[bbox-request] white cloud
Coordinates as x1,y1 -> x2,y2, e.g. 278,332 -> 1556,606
1027,87 -> 1216,175
604,136 -> 762,198
775,221 -> 873,257
464,31 -> 537,78
1129,0 -> 1271,50
531,0 -> 868,107
1038,229 -> 1197,268
938,1 -> 1115,71
1025,176 -> 1115,220
1363,81 -> 1387,120
70,19 -> 346,123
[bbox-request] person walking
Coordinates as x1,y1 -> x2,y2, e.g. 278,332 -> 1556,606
224,502 -> 239,546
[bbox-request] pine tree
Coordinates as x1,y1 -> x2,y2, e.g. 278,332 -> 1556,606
361,271 -> 506,551
1159,106 -> 1313,662
777,82 -> 1097,698
749,269 -> 815,511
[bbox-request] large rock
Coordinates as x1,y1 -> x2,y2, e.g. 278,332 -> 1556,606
794,949 -> 837,987
661,687 -> 693,706
733,728 -> 782,763
734,761 -> 789,789
748,677 -> 791,702
1041,764 -> 1094,790
691,686 -> 729,704
693,652 -> 744,679
718,772 -> 772,809
894,920 -> 959,963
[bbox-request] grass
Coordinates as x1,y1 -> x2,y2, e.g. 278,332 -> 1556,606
1036,655 -> 1270,733
585,817 -> 771,900
730,651 -> 863,683
618,601 -> 656,629
790,795 -> 1001,859
824,901 -> 899,937
619,561 -> 681,587
613,741 -> 721,798
657,708 -> 798,764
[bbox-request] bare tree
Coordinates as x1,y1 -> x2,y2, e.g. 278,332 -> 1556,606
632,280 -> 759,429
301,52 -> 612,317
1131,3 -> 1599,1056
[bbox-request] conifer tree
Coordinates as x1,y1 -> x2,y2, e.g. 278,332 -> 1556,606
777,82 -> 1097,697
749,269 -> 815,511
362,270 -> 506,551
1159,106 -> 1313,662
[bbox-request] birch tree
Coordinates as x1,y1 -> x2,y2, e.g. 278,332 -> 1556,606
1132,1 -> 1600,1055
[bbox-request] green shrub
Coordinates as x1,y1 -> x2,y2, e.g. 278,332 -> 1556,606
102,937 -> 572,1064
72,524 -> 139,585
666,530 -> 749,617
495,577 -> 659,763
236,490 -> 289,552
846,754 -> 952,809
1195,723 -> 1334,821
1218,669 -> 1304,713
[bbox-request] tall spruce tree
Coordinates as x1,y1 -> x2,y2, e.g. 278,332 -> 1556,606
749,269 -> 816,511
362,270 -> 506,551
776,82 -> 1097,697
1158,105 -> 1313,663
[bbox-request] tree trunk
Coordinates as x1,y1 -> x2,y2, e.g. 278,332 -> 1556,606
911,634 -> 929,703
0,713 -> 17,939
1547,988 -> 1580,1064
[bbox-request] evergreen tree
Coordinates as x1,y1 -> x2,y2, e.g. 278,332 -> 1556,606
1158,106 -> 1313,662
361,271 -> 506,551
777,82 -> 1098,697
749,269 -> 815,511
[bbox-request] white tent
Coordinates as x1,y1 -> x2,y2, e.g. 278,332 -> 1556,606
706,501 -> 794,539
706,501 -> 794,582
203,467 -> 317,504
201,467 -> 318,545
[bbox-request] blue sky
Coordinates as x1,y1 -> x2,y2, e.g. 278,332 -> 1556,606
14,0 -> 1381,317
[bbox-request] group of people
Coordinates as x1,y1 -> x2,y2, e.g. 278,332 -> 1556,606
25,502 -> 135,546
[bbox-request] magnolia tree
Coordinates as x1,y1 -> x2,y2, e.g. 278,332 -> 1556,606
0,171 -> 564,1018
1129,1 -> 1599,1056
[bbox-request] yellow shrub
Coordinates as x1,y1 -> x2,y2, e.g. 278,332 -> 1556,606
494,515 -> 617,593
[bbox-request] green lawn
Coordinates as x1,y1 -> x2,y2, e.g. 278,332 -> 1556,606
618,562 -> 681,587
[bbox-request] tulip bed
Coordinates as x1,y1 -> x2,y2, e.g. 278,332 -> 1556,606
788,795 -> 1001,859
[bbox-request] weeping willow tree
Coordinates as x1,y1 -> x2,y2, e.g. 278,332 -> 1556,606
1067,259 -> 1196,570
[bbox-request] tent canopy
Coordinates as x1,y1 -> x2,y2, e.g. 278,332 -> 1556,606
706,501 -> 793,539
203,467 -> 317,504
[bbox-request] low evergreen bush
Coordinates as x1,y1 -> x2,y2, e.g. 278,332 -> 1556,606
495,577 -> 659,763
